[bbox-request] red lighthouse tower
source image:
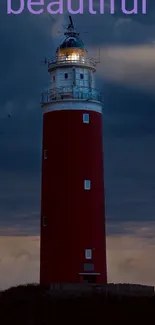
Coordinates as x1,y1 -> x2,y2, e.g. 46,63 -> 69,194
40,17 -> 107,285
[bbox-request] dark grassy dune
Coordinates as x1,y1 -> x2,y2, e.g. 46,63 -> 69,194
0,283 -> 154,324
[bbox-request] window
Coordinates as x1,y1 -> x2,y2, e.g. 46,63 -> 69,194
64,73 -> 68,79
43,216 -> 47,226
80,73 -> 84,79
44,149 -> 47,160
53,76 -> 55,81
83,113 -> 89,124
84,180 -> 91,190
84,263 -> 94,271
85,249 -> 92,259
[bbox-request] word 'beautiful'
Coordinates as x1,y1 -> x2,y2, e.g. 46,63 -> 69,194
7,0 -> 147,15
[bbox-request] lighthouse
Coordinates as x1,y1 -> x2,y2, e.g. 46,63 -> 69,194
40,16 -> 107,285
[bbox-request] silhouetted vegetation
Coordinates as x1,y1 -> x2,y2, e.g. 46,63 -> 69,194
0,283 -> 154,324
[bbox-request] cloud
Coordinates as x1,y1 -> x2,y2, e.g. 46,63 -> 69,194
49,14 -> 67,40
89,45 -> 155,93
0,171 -> 40,235
107,222 -> 155,285
0,223 -> 155,290
107,225 -> 155,285
0,236 -> 39,290
107,222 -> 155,286
0,101 -> 16,119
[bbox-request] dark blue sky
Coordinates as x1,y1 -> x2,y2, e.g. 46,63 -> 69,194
0,0 -> 155,235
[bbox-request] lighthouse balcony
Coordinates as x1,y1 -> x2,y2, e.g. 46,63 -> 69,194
48,56 -> 96,71
41,86 -> 103,105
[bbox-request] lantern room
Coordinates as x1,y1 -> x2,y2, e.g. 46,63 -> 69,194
56,16 -> 86,63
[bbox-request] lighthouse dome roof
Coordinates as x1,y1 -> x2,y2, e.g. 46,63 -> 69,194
58,37 -> 84,50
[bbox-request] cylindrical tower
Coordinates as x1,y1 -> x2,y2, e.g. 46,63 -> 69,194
40,17 -> 107,285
